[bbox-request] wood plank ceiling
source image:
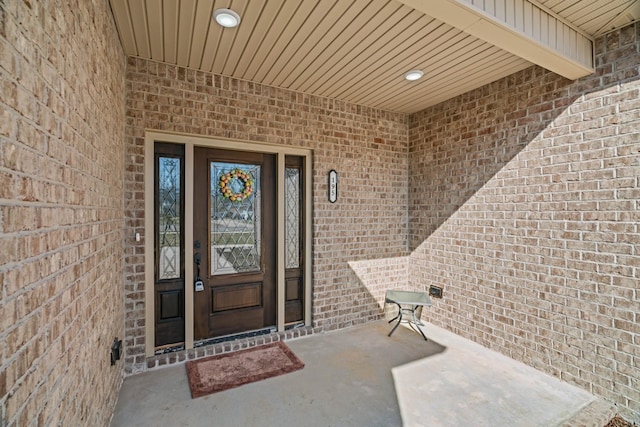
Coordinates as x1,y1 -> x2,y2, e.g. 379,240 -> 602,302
536,0 -> 640,36
110,0 -> 639,113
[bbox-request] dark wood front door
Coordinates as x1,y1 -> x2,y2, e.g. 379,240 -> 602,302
193,147 -> 276,340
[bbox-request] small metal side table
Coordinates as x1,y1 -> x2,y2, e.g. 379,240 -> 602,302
385,290 -> 432,340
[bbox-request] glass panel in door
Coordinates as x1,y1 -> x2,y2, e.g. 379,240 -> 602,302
210,163 -> 261,276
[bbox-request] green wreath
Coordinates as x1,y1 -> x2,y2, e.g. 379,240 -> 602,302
219,168 -> 253,202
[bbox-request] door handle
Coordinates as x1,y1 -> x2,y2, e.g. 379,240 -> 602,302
194,252 -> 204,291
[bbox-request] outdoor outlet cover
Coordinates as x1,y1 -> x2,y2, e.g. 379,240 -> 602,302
429,286 -> 443,298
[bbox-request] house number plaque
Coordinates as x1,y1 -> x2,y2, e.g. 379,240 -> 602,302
328,170 -> 338,203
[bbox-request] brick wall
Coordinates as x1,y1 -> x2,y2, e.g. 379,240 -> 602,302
409,23 -> 640,421
348,256 -> 409,313
124,59 -> 408,372
0,0 -> 125,425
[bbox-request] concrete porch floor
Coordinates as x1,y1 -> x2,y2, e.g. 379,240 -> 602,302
110,321 -> 615,427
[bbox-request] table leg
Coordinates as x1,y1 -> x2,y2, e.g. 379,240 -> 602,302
409,321 -> 428,340
409,306 -> 428,341
388,303 -> 403,337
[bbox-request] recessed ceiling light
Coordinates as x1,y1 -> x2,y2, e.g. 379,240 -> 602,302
213,8 -> 241,28
404,70 -> 424,81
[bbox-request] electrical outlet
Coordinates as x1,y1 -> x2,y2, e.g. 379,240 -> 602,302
429,285 -> 443,298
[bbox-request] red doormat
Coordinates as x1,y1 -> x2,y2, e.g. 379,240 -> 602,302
185,341 -> 304,398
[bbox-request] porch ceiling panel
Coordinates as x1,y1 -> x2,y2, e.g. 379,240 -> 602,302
536,0 -> 640,37
110,0 -> 635,113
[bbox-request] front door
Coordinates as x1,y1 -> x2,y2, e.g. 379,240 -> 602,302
193,147 -> 276,340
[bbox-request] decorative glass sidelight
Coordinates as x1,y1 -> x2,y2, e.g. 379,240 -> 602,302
154,143 -> 185,347
210,162 -> 261,276
285,167 -> 301,269
158,157 -> 181,280
283,156 -> 304,324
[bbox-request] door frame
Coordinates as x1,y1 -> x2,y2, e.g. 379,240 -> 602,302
144,130 -> 313,357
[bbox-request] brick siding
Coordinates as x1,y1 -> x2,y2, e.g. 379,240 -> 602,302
409,23 -> 640,422
123,60 -> 409,372
0,0 -> 125,425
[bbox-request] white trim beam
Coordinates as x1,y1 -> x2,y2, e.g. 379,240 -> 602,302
398,0 -> 594,80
